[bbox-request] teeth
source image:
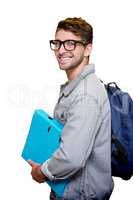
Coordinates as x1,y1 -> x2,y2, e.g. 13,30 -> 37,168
60,57 -> 70,59
60,57 -> 69,58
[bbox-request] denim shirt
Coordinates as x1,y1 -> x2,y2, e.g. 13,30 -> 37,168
41,64 -> 114,200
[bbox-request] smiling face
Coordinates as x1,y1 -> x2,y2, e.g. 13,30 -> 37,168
54,29 -> 92,71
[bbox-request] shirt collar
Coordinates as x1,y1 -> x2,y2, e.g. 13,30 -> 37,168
60,64 -> 95,97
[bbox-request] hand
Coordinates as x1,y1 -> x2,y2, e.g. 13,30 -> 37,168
28,160 -> 47,183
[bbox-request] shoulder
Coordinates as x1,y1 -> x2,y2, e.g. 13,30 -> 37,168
74,73 -> 107,106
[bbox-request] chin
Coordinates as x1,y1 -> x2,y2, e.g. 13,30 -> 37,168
59,64 -> 70,70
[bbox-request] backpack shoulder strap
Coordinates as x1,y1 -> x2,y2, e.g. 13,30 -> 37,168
106,82 -> 121,90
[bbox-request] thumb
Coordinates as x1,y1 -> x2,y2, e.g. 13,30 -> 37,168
27,159 -> 38,167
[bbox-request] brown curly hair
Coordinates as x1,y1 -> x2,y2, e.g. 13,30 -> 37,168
56,17 -> 93,44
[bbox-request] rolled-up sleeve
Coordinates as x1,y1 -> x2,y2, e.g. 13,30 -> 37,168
41,95 -> 102,180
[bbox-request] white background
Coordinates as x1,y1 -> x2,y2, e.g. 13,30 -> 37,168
0,0 -> 133,199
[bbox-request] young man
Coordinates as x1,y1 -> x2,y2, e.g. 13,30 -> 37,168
28,17 -> 114,200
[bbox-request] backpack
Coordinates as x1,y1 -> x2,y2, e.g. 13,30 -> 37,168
104,82 -> 133,180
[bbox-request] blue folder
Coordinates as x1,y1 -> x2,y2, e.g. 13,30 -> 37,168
21,109 -> 69,197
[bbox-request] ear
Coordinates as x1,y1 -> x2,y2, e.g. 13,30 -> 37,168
84,43 -> 92,57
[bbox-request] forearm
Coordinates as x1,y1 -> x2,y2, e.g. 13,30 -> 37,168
41,96 -> 101,180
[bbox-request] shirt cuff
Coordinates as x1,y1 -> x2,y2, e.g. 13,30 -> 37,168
40,159 -> 55,181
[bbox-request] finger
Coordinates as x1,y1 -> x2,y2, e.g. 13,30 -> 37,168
27,159 -> 36,167
27,159 -> 40,167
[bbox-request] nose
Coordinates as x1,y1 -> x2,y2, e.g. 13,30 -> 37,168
58,43 -> 66,54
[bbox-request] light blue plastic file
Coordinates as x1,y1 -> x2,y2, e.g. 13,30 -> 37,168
21,109 -> 69,197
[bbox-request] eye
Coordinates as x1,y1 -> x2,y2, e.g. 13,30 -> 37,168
50,40 -> 60,50
53,40 -> 60,46
65,40 -> 75,46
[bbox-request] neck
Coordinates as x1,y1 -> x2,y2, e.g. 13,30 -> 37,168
66,58 -> 89,81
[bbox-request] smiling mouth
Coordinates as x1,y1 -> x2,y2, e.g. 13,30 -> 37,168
58,55 -> 73,59
59,57 -> 70,60
58,57 -> 71,63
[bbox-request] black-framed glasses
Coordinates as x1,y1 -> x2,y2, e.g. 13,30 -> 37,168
49,40 -> 87,51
